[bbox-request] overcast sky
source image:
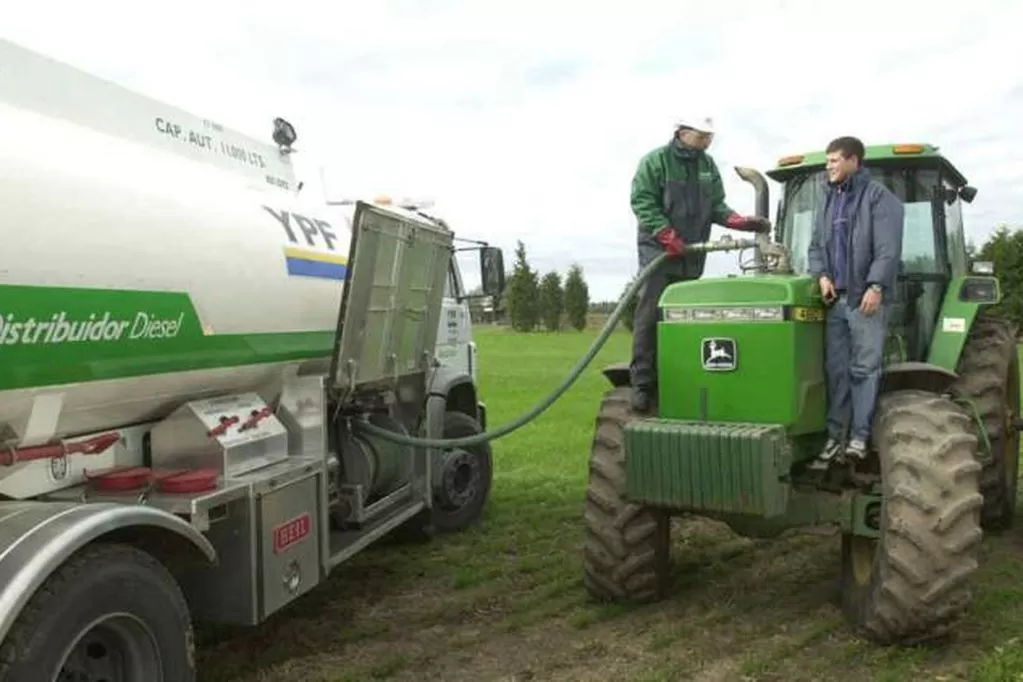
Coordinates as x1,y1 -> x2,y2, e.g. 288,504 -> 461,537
4,0 -> 1023,300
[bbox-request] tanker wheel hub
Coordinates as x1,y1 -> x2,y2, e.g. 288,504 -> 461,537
439,448 -> 479,509
57,612 -> 161,682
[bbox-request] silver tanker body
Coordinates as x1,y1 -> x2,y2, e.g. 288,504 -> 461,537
0,88 -> 347,459
0,36 -> 505,681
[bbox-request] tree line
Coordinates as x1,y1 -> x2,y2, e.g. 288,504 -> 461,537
500,241 -> 591,332
973,224 -> 1023,331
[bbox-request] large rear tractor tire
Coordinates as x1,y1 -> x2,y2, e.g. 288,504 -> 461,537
840,389 -> 983,645
583,386 -> 670,603
951,314 -> 1020,530
0,543 -> 196,681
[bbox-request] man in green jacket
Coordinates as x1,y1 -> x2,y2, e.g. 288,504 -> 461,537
629,115 -> 770,412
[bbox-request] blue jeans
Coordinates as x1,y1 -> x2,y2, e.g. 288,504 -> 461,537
825,294 -> 889,443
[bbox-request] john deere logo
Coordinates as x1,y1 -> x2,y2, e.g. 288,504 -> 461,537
701,338 -> 736,371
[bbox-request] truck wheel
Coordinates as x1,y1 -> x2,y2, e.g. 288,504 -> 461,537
951,314 -> 1020,530
395,410 -> 494,542
840,389 -> 983,645
428,410 -> 493,534
0,543 -> 195,682
583,386 -> 670,603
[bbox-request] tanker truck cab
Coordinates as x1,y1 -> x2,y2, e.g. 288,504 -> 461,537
584,142 -> 1018,647
0,36 -> 507,681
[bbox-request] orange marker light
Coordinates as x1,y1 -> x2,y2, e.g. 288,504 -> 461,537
777,155 -> 804,167
892,144 -> 926,154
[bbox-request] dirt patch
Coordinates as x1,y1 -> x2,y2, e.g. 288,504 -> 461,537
196,469 -> 1023,682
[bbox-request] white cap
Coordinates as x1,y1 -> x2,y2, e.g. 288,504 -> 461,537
675,115 -> 715,134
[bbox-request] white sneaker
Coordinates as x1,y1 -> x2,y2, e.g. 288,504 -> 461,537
808,437 -> 844,471
846,439 -> 867,460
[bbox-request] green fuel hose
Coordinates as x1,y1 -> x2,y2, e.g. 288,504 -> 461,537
351,251 -> 671,449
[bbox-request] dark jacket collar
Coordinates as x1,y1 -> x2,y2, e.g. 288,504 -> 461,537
670,137 -> 703,161
827,166 -> 870,194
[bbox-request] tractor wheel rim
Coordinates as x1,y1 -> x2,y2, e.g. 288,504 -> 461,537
54,612 -> 161,682
850,535 -> 877,587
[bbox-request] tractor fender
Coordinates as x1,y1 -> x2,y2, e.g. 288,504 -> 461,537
0,500 -> 216,644
880,361 -> 959,395
426,364 -> 480,422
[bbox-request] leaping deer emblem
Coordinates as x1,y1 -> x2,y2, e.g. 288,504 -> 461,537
706,341 -> 731,363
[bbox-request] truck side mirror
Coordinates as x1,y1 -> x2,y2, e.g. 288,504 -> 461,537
480,247 -> 505,298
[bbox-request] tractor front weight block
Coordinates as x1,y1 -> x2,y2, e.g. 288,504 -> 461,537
623,418 -> 880,539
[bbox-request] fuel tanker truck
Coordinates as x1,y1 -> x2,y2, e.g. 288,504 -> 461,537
0,38 -> 505,680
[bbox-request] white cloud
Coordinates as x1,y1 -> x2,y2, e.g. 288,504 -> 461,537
4,0 -> 1023,299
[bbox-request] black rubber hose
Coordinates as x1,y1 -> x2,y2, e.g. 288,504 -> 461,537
351,251 -> 670,449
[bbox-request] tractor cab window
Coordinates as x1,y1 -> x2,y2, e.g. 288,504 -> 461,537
778,167 -> 950,363
779,168 -> 944,277
942,177 -> 968,276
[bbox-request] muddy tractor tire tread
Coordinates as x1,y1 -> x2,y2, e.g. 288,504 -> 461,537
951,313 -> 1020,530
583,386 -> 670,603
841,389 -> 983,645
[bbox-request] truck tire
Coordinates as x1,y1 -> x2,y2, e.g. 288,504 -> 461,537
951,314 -> 1020,530
395,410 -> 494,541
0,543 -> 195,682
840,389 -> 983,645
583,386 -> 670,603
428,410 -> 494,533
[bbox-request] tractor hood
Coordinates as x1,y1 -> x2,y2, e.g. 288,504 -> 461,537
659,274 -> 820,321
655,273 -> 827,435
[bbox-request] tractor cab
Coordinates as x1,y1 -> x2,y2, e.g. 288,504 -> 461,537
765,143 -> 985,365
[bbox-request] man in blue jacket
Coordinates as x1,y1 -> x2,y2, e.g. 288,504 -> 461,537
807,136 -> 904,470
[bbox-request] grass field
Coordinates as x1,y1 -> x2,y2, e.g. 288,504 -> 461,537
198,325 -> 1023,682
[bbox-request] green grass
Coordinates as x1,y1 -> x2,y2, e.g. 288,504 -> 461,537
197,326 -> 1023,682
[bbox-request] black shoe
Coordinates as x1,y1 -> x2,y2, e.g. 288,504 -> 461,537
630,386 -> 653,413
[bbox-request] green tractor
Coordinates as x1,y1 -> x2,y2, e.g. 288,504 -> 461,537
584,142 -> 1021,644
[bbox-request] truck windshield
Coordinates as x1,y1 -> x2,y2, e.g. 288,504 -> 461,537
779,167 -> 945,277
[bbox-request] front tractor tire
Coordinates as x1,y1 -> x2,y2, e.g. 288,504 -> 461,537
0,543 -> 196,682
583,386 -> 670,603
951,314 -> 1021,530
840,389 -> 983,645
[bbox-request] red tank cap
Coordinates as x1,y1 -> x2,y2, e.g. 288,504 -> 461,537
90,466 -> 152,491
158,468 -> 219,494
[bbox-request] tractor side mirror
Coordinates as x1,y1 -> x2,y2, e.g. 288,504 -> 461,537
480,247 -> 506,298
971,260 -> 994,275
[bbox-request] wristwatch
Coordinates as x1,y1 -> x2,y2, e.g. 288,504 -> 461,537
869,283 -> 882,293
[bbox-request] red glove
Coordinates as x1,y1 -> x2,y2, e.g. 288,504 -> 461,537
655,226 -> 685,257
724,213 -> 771,233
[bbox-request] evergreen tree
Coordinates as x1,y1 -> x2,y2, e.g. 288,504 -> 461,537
539,271 -> 564,331
505,240 -> 540,332
617,276 -> 638,332
977,224 -> 1023,328
563,263 -> 590,331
